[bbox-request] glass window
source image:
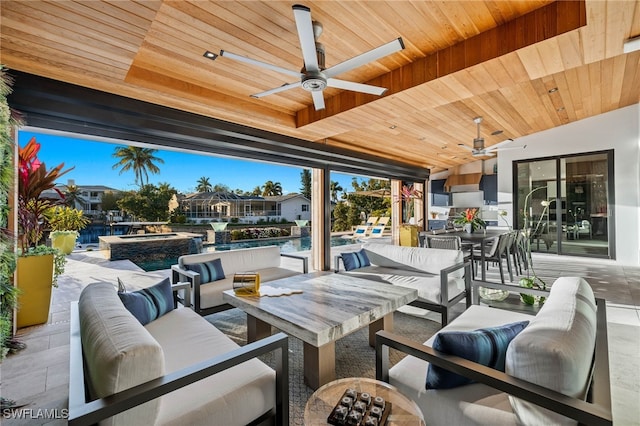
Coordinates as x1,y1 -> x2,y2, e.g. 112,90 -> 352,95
515,151 -> 613,259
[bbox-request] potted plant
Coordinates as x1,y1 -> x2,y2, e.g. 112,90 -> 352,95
46,206 -> 90,254
16,137 -> 71,328
453,208 -> 486,233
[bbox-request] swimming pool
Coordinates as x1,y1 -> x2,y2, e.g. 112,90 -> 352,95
135,236 -> 356,271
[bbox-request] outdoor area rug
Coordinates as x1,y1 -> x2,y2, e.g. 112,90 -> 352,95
206,308 -> 440,425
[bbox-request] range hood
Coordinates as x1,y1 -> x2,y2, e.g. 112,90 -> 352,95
444,173 -> 482,192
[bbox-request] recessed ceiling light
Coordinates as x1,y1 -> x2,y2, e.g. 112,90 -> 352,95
548,87 -> 558,93
203,51 -> 218,60
389,125 -> 397,129
557,106 -> 565,112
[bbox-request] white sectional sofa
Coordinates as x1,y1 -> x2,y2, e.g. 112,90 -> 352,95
172,245 -> 308,315
335,243 -> 471,326
68,282 -> 288,426
376,277 -> 612,425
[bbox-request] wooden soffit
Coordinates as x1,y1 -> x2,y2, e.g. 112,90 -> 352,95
296,0 -> 586,130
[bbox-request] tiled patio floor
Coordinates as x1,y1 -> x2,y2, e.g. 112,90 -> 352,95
1,247 -> 638,425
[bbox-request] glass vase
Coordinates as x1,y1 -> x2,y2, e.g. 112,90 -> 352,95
478,286 -> 509,302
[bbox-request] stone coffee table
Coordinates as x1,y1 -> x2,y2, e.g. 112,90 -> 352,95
223,272 -> 418,389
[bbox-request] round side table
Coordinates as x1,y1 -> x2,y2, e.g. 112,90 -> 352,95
304,377 -> 425,425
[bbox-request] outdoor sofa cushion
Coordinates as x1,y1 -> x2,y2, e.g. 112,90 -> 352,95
426,320 -> 529,389
342,243 -> 466,304
117,277 -> 174,325
78,282 -> 276,426
176,246 -> 303,312
184,258 -> 225,283
505,277 -> 597,426
388,277 -> 597,426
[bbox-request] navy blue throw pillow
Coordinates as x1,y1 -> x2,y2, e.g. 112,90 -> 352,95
342,249 -> 371,271
118,277 -> 174,325
185,258 -> 225,283
426,320 -> 530,390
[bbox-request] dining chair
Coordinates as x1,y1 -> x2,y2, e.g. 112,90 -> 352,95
472,232 -> 513,284
424,235 -> 474,276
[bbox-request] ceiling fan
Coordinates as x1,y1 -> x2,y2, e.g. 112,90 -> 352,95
216,4 -> 405,111
458,116 -> 526,157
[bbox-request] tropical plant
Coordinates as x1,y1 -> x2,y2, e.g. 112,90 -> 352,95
117,183 -> 177,222
262,180 -> 282,196
18,137 -> 72,251
0,66 -> 21,363
46,206 -> 90,232
329,180 -> 343,203
398,183 -> 423,224
300,169 -> 311,199
196,176 -> 212,192
212,183 -> 230,193
453,208 -> 486,231
63,184 -> 87,208
112,146 -> 164,188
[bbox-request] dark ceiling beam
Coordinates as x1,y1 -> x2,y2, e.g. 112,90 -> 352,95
296,0 -> 587,128
8,71 -> 429,182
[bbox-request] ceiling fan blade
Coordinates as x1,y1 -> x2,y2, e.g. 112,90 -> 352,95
324,38 -> 405,78
327,78 -> 387,95
251,81 -> 302,98
457,143 -> 474,152
488,145 -> 528,152
292,4 -> 320,73
311,91 -> 325,110
220,50 -> 303,79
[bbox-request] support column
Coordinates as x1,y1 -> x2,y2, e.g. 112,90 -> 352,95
390,180 -> 402,246
311,167 -> 331,271
415,181 -> 426,231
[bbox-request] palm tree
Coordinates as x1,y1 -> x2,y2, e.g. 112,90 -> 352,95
250,186 -> 262,196
262,180 -> 282,196
196,177 -> 212,192
63,184 -> 87,209
300,169 -> 311,199
112,146 -> 164,188
330,180 -> 343,203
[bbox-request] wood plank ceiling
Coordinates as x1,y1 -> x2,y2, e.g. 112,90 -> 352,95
1,0 -> 639,174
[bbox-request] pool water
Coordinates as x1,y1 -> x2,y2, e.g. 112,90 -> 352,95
135,236 -> 356,271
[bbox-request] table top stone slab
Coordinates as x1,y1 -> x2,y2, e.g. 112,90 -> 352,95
223,272 -> 417,347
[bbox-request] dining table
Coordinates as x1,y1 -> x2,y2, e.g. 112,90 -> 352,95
419,229 -> 511,281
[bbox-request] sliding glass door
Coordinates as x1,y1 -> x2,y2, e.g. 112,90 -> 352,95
514,151 -> 614,259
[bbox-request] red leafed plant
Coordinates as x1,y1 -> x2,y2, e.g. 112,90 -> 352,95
17,137 -> 72,251
453,207 -> 486,231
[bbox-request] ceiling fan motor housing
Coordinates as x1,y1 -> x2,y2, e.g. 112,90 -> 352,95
302,73 -> 327,91
473,137 -> 485,150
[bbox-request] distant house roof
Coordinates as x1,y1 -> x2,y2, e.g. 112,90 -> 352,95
56,184 -> 120,192
181,191 -> 264,201
263,193 -> 310,203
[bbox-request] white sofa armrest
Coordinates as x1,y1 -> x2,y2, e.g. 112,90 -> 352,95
171,281 -> 191,308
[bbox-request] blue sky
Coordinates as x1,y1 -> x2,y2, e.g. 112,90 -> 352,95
18,130 -> 361,195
